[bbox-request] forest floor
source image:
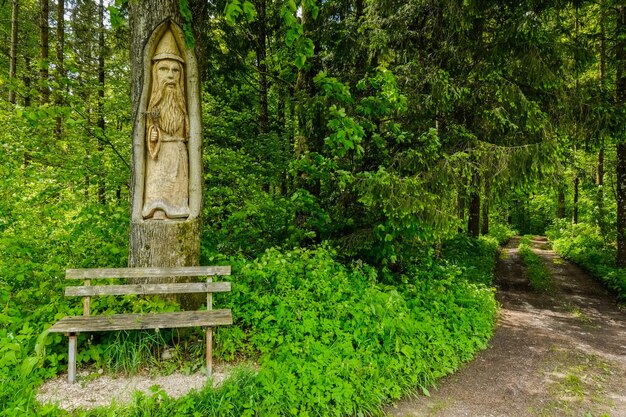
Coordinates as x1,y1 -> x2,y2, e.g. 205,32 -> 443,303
386,236 -> 626,417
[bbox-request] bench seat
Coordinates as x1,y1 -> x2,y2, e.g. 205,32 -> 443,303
48,309 -> 232,333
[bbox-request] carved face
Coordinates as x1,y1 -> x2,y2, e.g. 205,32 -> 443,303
155,59 -> 181,89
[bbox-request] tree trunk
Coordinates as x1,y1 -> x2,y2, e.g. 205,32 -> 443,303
24,56 -> 32,107
55,0 -> 64,140
597,147 -> 605,232
9,0 -> 19,104
557,188 -> 566,219
572,176 -> 579,224
255,0 -> 269,135
597,5 -> 606,235
481,178 -> 490,236
616,5 -> 626,267
23,55 -> 32,167
457,189 -> 465,233
97,0 -> 106,205
467,174 -> 480,237
40,0 -> 49,104
278,85 -> 288,195
128,1 -> 203,309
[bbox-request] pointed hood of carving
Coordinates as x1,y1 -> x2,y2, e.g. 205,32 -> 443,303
152,29 -> 184,63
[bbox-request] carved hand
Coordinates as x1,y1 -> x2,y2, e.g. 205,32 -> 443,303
150,126 -> 159,142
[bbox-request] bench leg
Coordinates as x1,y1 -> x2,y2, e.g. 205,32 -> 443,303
206,327 -> 213,377
68,333 -> 77,383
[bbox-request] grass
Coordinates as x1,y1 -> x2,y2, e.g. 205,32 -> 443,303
518,236 -> 553,292
536,348 -> 615,417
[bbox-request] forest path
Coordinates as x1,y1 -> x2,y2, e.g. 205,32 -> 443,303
386,236 -> 626,417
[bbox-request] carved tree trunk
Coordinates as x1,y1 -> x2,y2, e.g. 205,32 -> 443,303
9,0 -> 19,104
128,1 -> 203,308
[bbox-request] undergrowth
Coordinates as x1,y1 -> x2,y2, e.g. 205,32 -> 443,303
1,234 -> 500,416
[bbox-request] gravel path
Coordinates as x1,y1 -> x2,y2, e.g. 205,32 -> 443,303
36,363 -> 232,411
386,236 -> 626,417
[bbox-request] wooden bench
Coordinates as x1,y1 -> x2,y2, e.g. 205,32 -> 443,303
48,266 -> 232,383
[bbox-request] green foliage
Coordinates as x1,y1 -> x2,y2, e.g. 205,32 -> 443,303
442,235 -> 500,286
488,223 -> 517,245
547,222 -> 626,301
179,0 -> 195,49
518,237 -> 553,292
224,0 -> 256,26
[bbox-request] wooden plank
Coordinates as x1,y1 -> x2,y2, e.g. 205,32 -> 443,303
48,310 -> 232,333
68,334 -> 77,383
206,327 -> 213,376
66,266 -> 231,280
65,282 -> 231,297
83,279 -> 90,316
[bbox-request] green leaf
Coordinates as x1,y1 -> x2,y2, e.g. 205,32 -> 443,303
20,356 -> 38,377
242,1 -> 257,22
224,0 -> 242,26
108,6 -> 125,29
294,54 -> 307,69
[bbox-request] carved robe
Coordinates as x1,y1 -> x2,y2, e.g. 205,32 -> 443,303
141,47 -> 190,220
142,127 -> 190,219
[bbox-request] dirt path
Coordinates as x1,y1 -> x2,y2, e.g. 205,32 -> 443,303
386,237 -> 626,417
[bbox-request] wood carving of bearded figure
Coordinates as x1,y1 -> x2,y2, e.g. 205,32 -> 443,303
142,29 -> 190,220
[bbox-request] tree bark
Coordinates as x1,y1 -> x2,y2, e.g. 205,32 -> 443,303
597,147 -> 605,232
616,5 -> 626,267
40,0 -> 49,104
97,0 -> 106,205
597,5 -> 606,234
255,0 -> 269,135
467,173 -> 480,237
457,189 -> 465,233
572,176 -> 579,224
55,0 -> 64,140
9,0 -> 19,104
128,1 -> 203,309
556,187 -> 566,219
481,178 -> 490,235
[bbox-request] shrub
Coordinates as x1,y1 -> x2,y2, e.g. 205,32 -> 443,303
441,235 -> 500,286
487,223 -> 517,245
15,245 -> 498,416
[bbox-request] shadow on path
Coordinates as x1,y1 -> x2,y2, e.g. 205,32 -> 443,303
386,237 -> 626,417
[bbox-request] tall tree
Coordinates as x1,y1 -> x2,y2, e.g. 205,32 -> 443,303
9,0 -> 19,104
616,4 -> 626,266
40,0 -> 49,103
55,0 -> 65,141
97,0 -> 106,204
254,0 -> 268,135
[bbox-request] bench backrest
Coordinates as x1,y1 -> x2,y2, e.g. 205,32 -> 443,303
65,266 -> 231,316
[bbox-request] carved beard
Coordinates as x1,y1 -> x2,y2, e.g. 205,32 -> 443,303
148,74 -> 188,136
